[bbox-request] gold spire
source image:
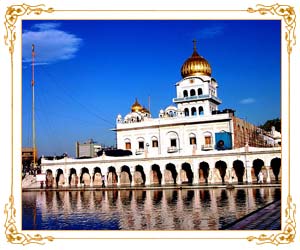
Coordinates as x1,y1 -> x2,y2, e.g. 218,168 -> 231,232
193,39 -> 197,51
181,40 -> 212,78
131,98 -> 143,112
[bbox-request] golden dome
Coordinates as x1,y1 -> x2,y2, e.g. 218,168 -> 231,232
131,99 -> 143,112
181,41 -> 212,78
141,107 -> 150,114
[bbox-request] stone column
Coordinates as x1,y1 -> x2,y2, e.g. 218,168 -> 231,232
160,166 -> 166,185
144,167 -> 151,186
266,166 -> 271,183
176,165 -> 182,185
117,171 -> 121,187
193,163 -> 199,185
63,172 -> 69,187
208,166 -> 214,184
52,172 -> 57,188
228,168 -> 232,184
90,176 -> 94,187
131,171 -> 135,186
246,166 -> 252,183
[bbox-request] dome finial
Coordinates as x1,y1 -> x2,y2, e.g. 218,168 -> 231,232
180,40 -> 212,78
193,39 -> 197,51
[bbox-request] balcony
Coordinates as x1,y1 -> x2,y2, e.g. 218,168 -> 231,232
167,146 -> 179,153
201,144 -> 214,151
173,94 -> 221,104
135,149 -> 144,155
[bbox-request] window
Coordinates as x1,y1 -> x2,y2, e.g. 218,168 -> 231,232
191,107 -> 197,116
205,136 -> 211,145
183,90 -> 188,97
198,88 -> 203,95
199,106 -> 204,115
184,108 -> 189,117
138,141 -> 144,149
171,139 -> 177,147
190,137 -> 197,145
125,142 -> 131,150
190,89 -> 196,96
152,140 -> 158,148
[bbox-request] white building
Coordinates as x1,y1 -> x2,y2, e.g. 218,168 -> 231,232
116,42 -> 235,157
40,42 -> 281,188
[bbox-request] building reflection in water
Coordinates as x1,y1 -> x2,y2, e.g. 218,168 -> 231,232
22,187 -> 281,230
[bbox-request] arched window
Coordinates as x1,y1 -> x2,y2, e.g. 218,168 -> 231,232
183,90 -> 188,97
202,131 -> 213,150
167,131 -> 179,153
189,133 -> 197,145
198,88 -> 203,95
124,138 -> 131,150
184,108 -> 189,117
190,89 -> 196,96
168,111 -> 174,117
199,106 -> 204,115
137,137 -> 145,150
151,136 -> 158,148
191,107 -> 197,116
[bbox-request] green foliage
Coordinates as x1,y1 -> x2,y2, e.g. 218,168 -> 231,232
259,118 -> 281,133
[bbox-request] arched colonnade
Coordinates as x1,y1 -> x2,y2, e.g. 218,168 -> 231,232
44,157 -> 281,188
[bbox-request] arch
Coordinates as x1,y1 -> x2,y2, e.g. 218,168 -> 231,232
124,138 -> 131,150
151,136 -> 159,148
56,168 -> 64,186
45,169 -> 53,188
252,159 -> 264,182
107,166 -> 118,185
165,163 -> 178,184
190,89 -> 196,96
137,137 -> 145,151
135,165 -> 146,185
215,161 -> 227,183
189,133 -> 197,145
120,165 -> 132,185
183,90 -> 188,97
233,160 -> 245,183
80,167 -> 91,186
151,164 -> 162,185
181,162 -> 193,184
69,168 -> 78,186
199,161 -> 210,183
191,107 -> 197,116
198,106 -> 204,115
271,157 -> 281,182
167,131 -> 179,152
184,108 -> 189,117
93,167 -> 102,186
198,88 -> 203,95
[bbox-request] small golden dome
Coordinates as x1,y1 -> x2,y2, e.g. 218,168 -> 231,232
141,107 -> 150,114
181,40 -> 212,78
131,99 -> 143,112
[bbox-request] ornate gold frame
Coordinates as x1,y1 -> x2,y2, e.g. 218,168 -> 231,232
3,2 -> 296,246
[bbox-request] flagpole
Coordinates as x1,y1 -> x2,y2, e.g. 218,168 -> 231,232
32,44 -> 36,169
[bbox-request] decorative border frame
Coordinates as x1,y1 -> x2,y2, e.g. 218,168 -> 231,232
2,2 -> 296,246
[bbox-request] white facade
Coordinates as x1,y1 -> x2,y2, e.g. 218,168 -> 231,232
116,65 -> 230,157
40,43 -> 281,188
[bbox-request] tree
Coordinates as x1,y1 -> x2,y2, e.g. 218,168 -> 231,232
259,118 -> 281,133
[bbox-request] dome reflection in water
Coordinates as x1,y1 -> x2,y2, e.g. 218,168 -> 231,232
22,187 -> 280,230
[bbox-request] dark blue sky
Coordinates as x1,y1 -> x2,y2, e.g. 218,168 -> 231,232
22,20 -> 281,157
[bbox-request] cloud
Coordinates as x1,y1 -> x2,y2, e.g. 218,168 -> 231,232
22,22 -> 82,64
32,22 -> 61,31
240,98 -> 256,104
197,25 -> 225,39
